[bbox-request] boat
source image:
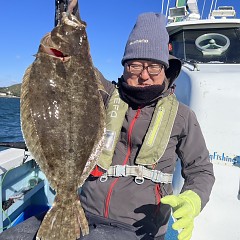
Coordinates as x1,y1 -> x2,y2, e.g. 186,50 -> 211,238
0,147 -> 54,230
0,0 -> 240,239
166,0 -> 240,239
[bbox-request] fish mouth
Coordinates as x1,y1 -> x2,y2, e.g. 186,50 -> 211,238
39,34 -> 71,61
37,12 -> 85,61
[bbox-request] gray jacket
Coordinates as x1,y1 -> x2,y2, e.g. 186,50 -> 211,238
80,77 -> 215,238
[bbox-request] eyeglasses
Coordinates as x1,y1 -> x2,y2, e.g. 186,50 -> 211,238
126,63 -> 164,76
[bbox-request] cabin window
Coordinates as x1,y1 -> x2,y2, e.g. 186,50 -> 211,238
169,28 -> 240,63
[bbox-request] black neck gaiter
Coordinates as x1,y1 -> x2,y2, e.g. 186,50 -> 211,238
119,78 -> 165,107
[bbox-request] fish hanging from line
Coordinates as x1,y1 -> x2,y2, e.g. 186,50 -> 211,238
20,10 -> 106,240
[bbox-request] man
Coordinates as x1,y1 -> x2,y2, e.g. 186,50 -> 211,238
80,12 -> 215,240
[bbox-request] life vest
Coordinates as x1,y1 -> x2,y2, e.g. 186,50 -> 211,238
97,88 -> 179,170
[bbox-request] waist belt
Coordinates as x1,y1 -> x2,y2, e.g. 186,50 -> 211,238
99,165 -> 173,185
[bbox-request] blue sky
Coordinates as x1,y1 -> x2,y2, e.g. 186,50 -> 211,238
0,0 -> 239,87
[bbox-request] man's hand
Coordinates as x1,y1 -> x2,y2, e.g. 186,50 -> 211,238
161,190 -> 201,240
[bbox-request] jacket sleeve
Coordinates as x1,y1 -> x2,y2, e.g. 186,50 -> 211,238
176,108 -> 215,210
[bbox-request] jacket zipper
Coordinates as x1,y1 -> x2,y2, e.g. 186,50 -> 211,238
104,108 -> 141,218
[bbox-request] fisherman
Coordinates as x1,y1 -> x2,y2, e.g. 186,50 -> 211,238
79,12 -> 215,240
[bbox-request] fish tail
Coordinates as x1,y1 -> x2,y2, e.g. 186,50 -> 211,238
74,198 -> 89,236
36,194 -> 89,240
36,204 -> 60,240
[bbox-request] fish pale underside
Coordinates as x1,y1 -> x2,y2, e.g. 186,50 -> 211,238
20,12 -> 106,240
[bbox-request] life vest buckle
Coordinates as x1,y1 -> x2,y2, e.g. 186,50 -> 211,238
115,165 -> 126,177
99,173 -> 108,182
135,176 -> 145,185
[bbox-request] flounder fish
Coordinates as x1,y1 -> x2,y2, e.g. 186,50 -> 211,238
20,12 -> 105,240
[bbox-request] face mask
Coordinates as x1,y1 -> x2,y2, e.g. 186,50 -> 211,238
119,77 -> 166,107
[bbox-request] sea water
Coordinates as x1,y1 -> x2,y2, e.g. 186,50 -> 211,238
0,97 -> 23,151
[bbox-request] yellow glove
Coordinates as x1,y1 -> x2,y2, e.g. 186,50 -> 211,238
161,190 -> 201,240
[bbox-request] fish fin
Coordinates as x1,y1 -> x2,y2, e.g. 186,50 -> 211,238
80,128 -> 106,185
36,194 -> 89,240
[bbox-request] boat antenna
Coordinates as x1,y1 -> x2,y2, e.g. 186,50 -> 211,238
201,0 -> 207,19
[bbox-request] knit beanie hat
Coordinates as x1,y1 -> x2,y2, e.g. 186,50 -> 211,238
122,12 -> 169,68
121,12 -> 182,86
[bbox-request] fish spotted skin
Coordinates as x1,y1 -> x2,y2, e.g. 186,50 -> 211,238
20,12 -> 105,240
